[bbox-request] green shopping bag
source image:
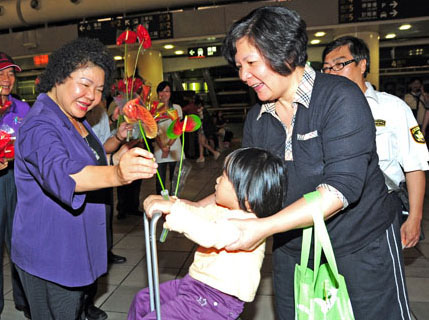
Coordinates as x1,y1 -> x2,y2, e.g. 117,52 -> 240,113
294,191 -> 355,320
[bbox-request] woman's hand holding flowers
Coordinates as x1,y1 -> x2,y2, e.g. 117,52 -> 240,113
115,147 -> 158,184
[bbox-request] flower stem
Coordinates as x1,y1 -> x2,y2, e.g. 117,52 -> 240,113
130,43 -> 143,98
137,120 -> 165,191
138,121 -> 169,243
124,43 -> 129,101
161,116 -> 187,243
174,131 -> 185,197
116,114 -> 124,131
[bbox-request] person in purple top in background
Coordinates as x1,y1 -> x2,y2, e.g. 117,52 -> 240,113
11,38 -> 158,320
0,52 -> 31,319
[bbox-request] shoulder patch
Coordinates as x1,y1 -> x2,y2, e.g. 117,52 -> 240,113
374,119 -> 386,127
410,126 -> 426,144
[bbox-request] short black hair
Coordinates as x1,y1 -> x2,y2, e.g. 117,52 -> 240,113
223,147 -> 287,218
322,36 -> 370,77
156,80 -> 172,93
37,38 -> 115,96
222,6 -> 308,76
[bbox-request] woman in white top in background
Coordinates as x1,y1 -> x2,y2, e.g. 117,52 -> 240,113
153,81 -> 183,195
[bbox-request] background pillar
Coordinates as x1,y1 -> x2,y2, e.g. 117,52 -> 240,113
126,48 -> 164,99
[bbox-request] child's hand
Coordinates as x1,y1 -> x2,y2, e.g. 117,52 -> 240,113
143,195 -> 176,217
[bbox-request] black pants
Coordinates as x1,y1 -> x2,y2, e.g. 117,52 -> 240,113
85,203 -> 112,311
184,131 -> 199,159
272,213 -> 411,320
16,265 -> 86,320
117,179 -> 141,214
156,161 -> 177,196
0,169 -> 29,313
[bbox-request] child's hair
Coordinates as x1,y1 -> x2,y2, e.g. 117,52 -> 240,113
223,147 -> 287,218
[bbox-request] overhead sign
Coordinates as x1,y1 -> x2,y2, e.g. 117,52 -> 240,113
380,45 -> 429,69
339,0 -> 429,23
78,20 -> 116,45
141,13 -> 173,40
78,13 -> 173,45
188,45 -> 221,59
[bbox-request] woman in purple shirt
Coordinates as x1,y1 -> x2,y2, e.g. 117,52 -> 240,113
11,38 -> 158,320
0,52 -> 31,319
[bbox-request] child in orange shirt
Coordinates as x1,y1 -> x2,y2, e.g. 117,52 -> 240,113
128,147 -> 287,319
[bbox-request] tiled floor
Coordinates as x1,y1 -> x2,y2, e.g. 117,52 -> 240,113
2,139 -> 429,319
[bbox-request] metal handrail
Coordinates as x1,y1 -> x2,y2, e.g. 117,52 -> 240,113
143,211 -> 163,319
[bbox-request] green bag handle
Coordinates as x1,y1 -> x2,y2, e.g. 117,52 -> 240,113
299,219 -> 322,283
302,190 -> 341,285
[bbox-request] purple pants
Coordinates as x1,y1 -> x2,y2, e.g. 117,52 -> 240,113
128,274 -> 244,319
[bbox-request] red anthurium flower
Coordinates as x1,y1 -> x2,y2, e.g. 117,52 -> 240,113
116,30 -> 138,46
166,114 -> 201,139
137,25 -> 152,49
141,84 -> 151,104
117,79 -> 127,92
149,101 -> 168,119
112,78 -> 143,96
152,103 -> 168,119
112,79 -> 126,94
131,77 -> 143,94
148,102 -> 177,122
122,98 -> 158,138
166,109 -> 179,121
149,100 -> 161,115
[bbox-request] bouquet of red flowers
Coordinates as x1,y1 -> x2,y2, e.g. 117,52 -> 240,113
111,77 -> 144,98
0,124 -> 15,161
113,25 -> 152,103
114,24 -> 202,243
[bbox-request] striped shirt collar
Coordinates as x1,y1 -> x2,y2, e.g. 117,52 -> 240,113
257,64 -> 315,119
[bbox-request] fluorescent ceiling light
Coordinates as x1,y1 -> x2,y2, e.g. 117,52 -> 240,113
175,50 -> 184,55
113,56 -> 122,60
314,31 -> 326,37
163,44 -> 174,49
310,39 -> 321,44
399,24 -> 411,30
385,33 -> 396,39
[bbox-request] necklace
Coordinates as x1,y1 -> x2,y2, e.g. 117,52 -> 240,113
77,120 -> 85,136
71,118 -> 87,138
77,121 -> 91,147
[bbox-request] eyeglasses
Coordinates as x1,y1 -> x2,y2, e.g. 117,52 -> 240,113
321,59 -> 356,73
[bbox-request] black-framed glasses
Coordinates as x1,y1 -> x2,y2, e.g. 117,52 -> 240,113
321,59 -> 356,73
